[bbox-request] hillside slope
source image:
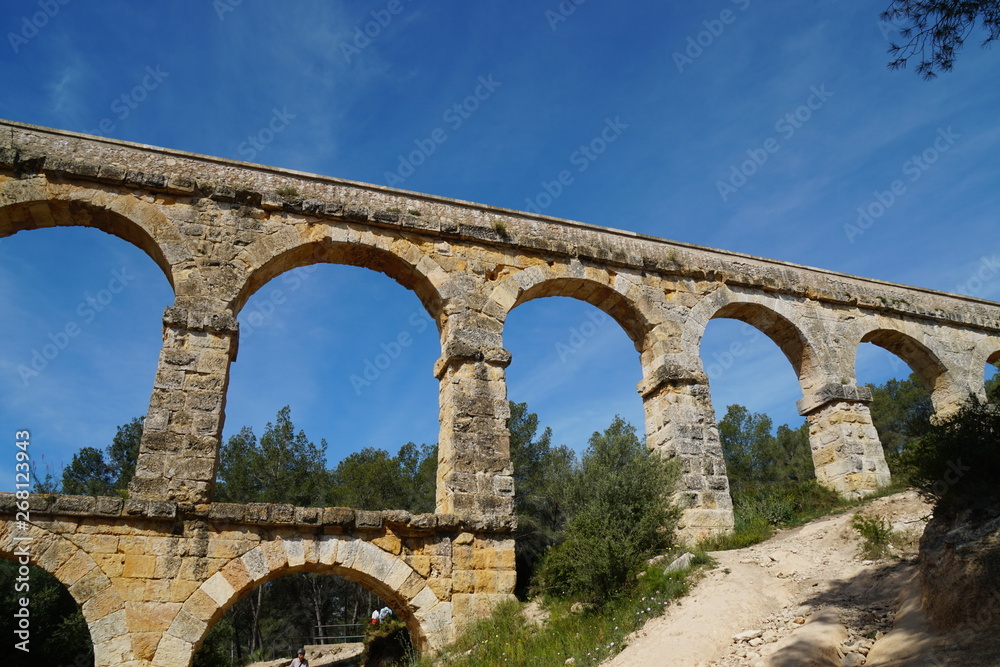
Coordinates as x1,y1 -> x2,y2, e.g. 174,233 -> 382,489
601,490 -> 996,667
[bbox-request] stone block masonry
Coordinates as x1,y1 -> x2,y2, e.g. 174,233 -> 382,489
2,119 -> 1000,665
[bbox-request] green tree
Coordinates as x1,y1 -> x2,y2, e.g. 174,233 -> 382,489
867,372 -> 933,471
216,406 -> 331,506
882,0 -> 1000,78
535,416 -> 680,604
986,362 -> 1000,402
718,404 -> 777,492
0,562 -> 93,665
59,416 -> 145,496
394,441 -> 438,514
61,446 -> 115,496
719,405 -> 814,492
329,442 -> 436,513
902,395 -> 1000,509
108,416 -> 144,490
773,421 -> 813,483
507,401 -> 575,597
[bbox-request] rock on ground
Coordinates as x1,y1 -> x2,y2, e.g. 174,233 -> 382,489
600,491 -> 1000,667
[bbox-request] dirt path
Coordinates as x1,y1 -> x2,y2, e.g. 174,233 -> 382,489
603,491 -> 939,667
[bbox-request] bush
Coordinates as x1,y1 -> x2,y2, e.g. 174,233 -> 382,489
902,396 -> 1000,510
361,617 -> 412,666
852,513 -> 895,559
700,481 -> 845,550
419,559 -> 707,667
533,417 -> 681,605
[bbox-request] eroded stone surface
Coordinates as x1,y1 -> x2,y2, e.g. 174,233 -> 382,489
3,120 -> 1000,666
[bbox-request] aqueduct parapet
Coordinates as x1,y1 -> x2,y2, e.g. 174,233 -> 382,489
3,120 -> 1000,664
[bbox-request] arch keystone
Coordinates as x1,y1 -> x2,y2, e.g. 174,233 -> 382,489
318,535 -> 339,565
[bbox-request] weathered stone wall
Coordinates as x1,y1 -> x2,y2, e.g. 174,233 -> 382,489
4,119 -> 1000,665
0,493 -> 514,664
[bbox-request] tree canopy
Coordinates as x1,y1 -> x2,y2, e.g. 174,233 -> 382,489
329,441 -> 437,513
882,0 -> 1000,77
534,416 -> 680,604
867,373 -> 933,470
717,405 -> 812,493
507,402 -> 575,596
216,406 -> 331,506
60,416 -> 143,496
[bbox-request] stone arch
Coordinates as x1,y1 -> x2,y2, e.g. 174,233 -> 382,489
0,520 -> 129,664
0,184 -> 193,291
229,227 -> 448,323
970,336 -> 1000,399
487,261 -> 659,350
684,289 -> 823,395
163,536 -> 445,665
855,325 -> 955,411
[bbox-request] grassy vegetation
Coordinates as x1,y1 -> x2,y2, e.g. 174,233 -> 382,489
699,479 -> 912,551
415,555 -> 710,667
362,617 -> 413,665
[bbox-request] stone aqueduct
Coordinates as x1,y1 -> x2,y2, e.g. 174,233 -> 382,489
2,120 -> 1000,665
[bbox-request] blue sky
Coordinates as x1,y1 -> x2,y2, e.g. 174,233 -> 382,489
1,0 -> 998,490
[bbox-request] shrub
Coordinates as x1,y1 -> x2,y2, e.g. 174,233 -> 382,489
700,481 -> 845,551
361,617 -> 412,666
418,559 -> 705,667
902,396 -> 1000,510
852,513 -> 895,560
533,417 -> 681,605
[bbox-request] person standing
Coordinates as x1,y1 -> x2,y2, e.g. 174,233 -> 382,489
291,648 -> 308,667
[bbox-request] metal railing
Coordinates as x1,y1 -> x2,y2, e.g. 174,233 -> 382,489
313,623 -> 367,644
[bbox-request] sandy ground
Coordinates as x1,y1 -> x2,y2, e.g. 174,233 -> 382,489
600,490 -> 978,667
247,642 -> 363,667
